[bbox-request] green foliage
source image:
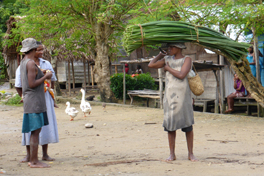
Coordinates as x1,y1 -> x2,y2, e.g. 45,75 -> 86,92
134,73 -> 157,90
4,94 -> 22,106
9,0 -> 145,58
0,0 -> 28,79
110,73 -> 136,99
172,0 -> 264,39
110,73 -> 157,99
0,0 -> 29,45
0,52 -> 7,79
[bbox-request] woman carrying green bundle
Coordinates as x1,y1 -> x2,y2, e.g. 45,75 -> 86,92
148,43 -> 198,162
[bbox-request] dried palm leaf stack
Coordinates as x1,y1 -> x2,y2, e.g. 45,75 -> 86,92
123,21 -> 264,108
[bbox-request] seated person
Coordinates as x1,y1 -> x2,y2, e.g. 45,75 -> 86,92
125,63 -> 129,74
135,65 -> 143,74
225,74 -> 245,113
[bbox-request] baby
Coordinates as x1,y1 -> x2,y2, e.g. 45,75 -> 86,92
40,68 -> 59,108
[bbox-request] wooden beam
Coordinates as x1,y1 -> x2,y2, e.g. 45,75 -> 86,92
219,55 -> 225,113
17,54 -> 20,66
71,59 -> 75,90
88,62 -> 90,86
213,70 -> 222,113
252,27 -> 261,83
123,63 -> 126,104
158,68 -> 163,109
83,58 -> 87,91
115,65 -> 118,74
67,61 -> 71,96
91,65 -> 94,88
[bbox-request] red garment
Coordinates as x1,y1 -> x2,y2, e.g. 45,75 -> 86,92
125,67 -> 129,73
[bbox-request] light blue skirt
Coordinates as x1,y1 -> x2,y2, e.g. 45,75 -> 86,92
250,65 -> 256,77
22,112 -> 49,133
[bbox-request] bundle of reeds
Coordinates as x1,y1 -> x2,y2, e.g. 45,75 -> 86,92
122,21 -> 249,61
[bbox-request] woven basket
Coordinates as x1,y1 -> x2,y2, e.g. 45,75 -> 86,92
188,64 -> 204,96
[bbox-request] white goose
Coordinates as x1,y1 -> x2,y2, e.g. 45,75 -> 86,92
65,101 -> 79,121
80,88 -> 92,117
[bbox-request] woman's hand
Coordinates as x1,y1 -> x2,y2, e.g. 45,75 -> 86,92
159,47 -> 167,55
45,72 -> 53,79
164,62 -> 170,72
41,69 -> 47,74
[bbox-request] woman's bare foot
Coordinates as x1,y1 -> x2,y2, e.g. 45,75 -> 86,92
54,104 -> 59,108
20,156 -> 30,163
42,156 -> 55,161
188,153 -> 198,162
224,109 -> 234,113
29,161 -> 50,168
165,154 -> 176,162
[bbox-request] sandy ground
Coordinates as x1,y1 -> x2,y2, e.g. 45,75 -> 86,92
0,101 -> 264,176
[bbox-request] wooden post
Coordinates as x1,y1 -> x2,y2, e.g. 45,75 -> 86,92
110,62 -> 112,75
252,28 -> 261,83
123,63 -> 126,104
83,58 -> 87,91
115,65 -> 118,74
219,55 -> 225,113
158,68 -> 163,109
91,65 -> 94,88
67,60 -> 71,96
71,58 -> 75,91
87,62 -> 90,86
17,54 -> 20,66
213,70 -> 221,113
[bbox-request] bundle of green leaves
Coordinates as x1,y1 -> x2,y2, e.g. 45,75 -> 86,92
123,21 -> 249,61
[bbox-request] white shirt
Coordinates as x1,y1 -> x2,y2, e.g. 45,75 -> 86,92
15,58 -> 57,88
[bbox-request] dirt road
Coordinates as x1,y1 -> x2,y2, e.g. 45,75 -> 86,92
0,103 -> 264,176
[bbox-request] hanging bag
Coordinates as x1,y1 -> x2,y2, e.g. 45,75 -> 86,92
188,63 -> 204,96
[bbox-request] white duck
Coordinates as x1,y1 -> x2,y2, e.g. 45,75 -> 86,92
65,101 -> 79,121
80,88 -> 92,117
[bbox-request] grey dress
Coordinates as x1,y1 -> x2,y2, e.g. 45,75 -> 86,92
163,55 -> 194,131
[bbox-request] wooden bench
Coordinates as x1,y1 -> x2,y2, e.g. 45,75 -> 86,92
223,97 -> 264,117
127,89 -> 162,107
193,99 -> 215,112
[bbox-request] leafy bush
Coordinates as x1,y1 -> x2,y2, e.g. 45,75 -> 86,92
4,94 -> 22,106
134,73 -> 157,90
110,73 -> 157,99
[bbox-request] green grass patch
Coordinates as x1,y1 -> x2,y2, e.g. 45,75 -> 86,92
4,94 -> 23,106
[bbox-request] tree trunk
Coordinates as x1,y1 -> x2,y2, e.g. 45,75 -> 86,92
94,22 -> 115,102
95,41 -> 115,102
49,50 -> 62,96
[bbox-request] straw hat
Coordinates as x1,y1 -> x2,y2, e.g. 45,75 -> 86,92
20,38 -> 39,53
